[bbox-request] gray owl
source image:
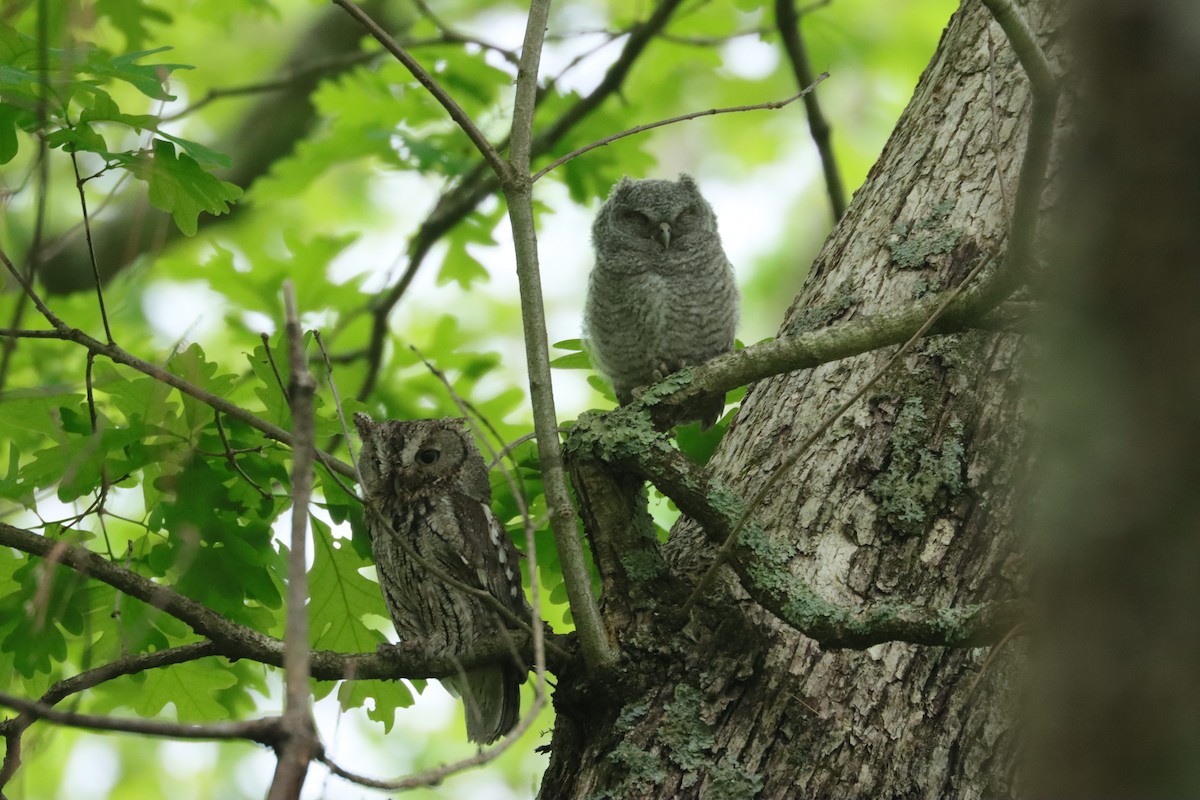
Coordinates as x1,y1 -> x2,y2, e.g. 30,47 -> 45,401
352,413 -> 529,744
584,174 -> 740,428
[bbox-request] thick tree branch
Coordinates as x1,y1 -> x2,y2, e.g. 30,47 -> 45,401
0,522 -> 574,680
269,283 -> 319,799
504,0 -> 615,672
566,415 -> 1021,648
638,260 -> 1002,418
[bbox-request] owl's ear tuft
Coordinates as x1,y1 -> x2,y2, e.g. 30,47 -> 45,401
677,173 -> 698,191
352,412 -> 374,435
610,176 -> 635,198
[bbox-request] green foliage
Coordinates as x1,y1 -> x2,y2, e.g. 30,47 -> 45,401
0,0 -> 957,794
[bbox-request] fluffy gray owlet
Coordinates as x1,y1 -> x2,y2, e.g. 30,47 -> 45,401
584,174 -> 740,428
352,413 -> 529,744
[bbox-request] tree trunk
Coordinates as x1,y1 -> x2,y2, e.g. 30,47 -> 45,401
543,0 -> 1053,797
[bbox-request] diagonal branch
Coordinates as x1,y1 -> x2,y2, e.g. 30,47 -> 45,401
0,642 -> 221,788
977,0 -> 1059,300
0,522 -> 574,680
775,0 -> 846,220
531,77 -> 828,183
1,247 -> 356,480
567,417 -> 1021,648
332,0 -> 510,181
503,0 -> 615,672
636,256 -> 1003,419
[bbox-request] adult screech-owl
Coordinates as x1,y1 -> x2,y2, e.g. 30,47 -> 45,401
584,174 -> 740,428
352,413 -> 529,745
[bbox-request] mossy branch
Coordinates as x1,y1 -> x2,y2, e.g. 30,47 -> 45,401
566,416 -> 1021,649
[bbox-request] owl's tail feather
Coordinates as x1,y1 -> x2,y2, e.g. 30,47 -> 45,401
446,664 -> 521,744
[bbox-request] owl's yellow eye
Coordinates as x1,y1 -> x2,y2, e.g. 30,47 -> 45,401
417,448 -> 440,465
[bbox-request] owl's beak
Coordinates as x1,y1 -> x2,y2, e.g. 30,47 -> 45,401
657,221 -> 672,250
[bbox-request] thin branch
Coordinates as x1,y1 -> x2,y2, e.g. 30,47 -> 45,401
0,642 -> 220,786
213,412 -> 271,499
775,0 -> 845,221
332,0 -> 510,180
409,348 -> 550,761
0,690 -> 282,744
269,282 -> 318,800
410,0 -> 520,65
986,26 -> 1013,221
532,76 -> 829,183
0,250 -> 356,479
69,149 -> 114,344
504,0 -> 615,671
0,328 -> 67,339
161,51 -> 379,122
978,0 -> 1059,300
684,255 -> 993,611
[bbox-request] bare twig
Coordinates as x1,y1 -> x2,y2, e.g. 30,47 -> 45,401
0,642 -> 221,786
410,0 -> 520,65
0,690 -> 282,744
532,77 -> 829,183
69,149 -> 114,344
213,412 -> 272,499
0,328 -> 67,339
775,0 -> 845,221
986,27 -> 1013,220
411,348 -> 550,758
161,51 -> 379,122
332,0 -> 510,180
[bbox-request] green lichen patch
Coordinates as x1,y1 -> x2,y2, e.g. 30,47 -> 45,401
566,408 -> 666,464
888,197 -> 962,270
607,740 -> 668,796
708,758 -> 765,799
621,549 -> 667,582
786,279 -> 860,334
867,397 -> 966,537
911,274 -> 943,299
661,684 -> 715,783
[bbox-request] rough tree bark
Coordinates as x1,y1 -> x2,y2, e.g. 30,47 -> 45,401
543,1 -> 1053,797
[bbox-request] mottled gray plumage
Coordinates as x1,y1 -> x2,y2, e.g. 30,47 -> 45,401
584,174 -> 740,428
352,414 -> 528,745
